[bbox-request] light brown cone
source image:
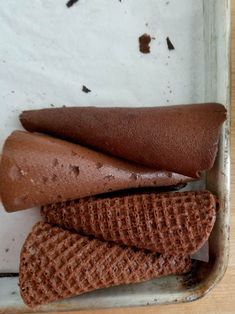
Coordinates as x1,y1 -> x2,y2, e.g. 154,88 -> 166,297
42,190 -> 217,255
0,131 -> 192,212
19,222 -> 191,307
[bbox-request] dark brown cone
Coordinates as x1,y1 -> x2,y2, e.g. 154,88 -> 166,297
20,103 -> 226,177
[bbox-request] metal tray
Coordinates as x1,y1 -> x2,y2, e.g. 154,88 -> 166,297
0,0 -> 231,312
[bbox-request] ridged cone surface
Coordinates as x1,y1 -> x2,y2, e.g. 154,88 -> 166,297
19,222 -> 191,307
42,190 -> 217,255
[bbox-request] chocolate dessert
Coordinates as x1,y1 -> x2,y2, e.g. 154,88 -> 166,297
19,222 -> 191,307
0,131 -> 192,212
20,103 -> 226,177
42,190 -> 217,255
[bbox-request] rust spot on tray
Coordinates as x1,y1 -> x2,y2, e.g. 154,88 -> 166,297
180,253 -> 218,298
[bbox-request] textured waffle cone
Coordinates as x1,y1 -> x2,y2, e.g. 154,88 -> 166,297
19,222 -> 191,307
42,190 -> 217,255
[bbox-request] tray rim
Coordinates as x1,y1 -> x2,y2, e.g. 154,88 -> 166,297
0,0 -> 231,312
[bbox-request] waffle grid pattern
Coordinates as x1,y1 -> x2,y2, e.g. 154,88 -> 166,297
42,191 -> 217,255
19,222 -> 191,307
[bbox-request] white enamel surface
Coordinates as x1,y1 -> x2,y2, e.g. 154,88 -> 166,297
0,0 -> 230,311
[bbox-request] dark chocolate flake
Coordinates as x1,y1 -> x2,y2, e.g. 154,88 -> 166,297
66,0 -> 79,8
82,85 -> 91,93
166,37 -> 175,50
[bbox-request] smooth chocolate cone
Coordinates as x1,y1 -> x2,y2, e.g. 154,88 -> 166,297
20,103 -> 226,177
0,131 -> 192,212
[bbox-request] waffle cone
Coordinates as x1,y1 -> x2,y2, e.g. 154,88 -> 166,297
19,222 -> 191,307
42,190 -> 217,255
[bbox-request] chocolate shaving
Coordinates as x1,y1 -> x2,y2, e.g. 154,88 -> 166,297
166,37 -> 175,50
82,85 -> 91,93
66,0 -> 79,8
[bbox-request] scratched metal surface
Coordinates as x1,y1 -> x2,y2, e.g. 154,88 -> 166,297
0,0 -> 231,312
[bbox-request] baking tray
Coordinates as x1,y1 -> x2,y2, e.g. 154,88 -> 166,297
0,0 -> 231,312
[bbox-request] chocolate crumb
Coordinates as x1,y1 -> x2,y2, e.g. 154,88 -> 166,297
166,37 -> 175,50
5,248 -> 9,253
139,34 -> 151,54
66,0 -> 79,8
82,85 -> 91,93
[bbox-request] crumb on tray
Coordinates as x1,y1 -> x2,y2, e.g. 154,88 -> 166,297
166,37 -> 175,50
66,0 -> 79,8
82,85 -> 91,93
139,34 -> 151,54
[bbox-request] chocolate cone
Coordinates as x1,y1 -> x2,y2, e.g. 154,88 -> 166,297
20,103 -> 226,177
42,190 -> 217,255
19,222 -> 191,307
0,131 -> 191,212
